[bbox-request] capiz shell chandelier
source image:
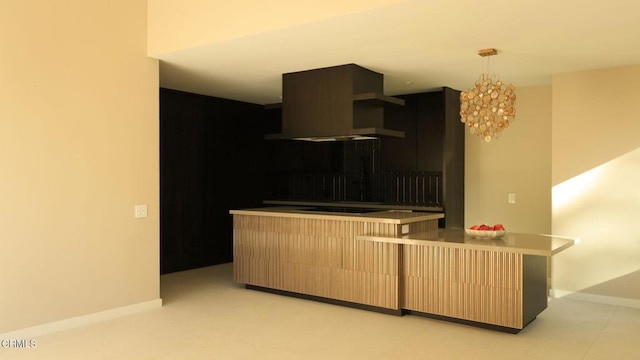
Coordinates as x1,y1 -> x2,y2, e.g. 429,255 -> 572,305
460,48 -> 516,142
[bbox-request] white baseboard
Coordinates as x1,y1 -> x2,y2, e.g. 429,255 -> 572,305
0,298 -> 163,339
550,289 -> 640,309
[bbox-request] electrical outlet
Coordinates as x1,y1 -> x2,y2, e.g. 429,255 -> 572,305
508,193 -> 516,204
134,204 -> 148,218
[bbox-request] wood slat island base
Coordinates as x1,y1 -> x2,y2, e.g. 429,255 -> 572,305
401,249 -> 547,333
231,207 -> 574,333
231,208 -> 442,313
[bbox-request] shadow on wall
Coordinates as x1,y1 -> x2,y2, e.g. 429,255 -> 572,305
578,270 -> 640,301
552,146 -> 640,302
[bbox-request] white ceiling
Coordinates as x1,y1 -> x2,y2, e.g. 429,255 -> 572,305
157,0 -> 640,105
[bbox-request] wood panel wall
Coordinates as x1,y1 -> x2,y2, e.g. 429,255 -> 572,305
160,88 -> 265,274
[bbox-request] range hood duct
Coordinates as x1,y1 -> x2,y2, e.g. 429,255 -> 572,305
265,64 -> 405,141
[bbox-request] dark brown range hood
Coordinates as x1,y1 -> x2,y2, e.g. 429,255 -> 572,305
265,64 -> 405,141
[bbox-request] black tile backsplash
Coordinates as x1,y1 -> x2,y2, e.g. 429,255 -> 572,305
267,139 -> 442,206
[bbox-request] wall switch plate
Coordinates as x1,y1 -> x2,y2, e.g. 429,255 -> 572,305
508,193 -> 516,204
134,204 -> 148,218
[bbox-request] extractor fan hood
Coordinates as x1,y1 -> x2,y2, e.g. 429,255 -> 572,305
265,64 -> 405,141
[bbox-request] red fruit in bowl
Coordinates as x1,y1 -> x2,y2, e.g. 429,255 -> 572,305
494,224 -> 505,230
478,224 -> 490,231
470,225 -> 479,230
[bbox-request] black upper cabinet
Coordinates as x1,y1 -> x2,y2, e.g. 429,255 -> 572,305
381,89 -> 453,173
416,91 -> 445,172
381,94 -> 418,172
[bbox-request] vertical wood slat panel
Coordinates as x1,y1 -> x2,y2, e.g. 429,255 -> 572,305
407,219 -> 438,236
403,244 -> 524,329
233,215 -> 401,309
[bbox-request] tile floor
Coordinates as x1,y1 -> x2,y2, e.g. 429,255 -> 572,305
3,263 -> 639,359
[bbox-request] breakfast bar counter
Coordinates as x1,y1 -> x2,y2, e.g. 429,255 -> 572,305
230,207 -> 575,333
356,228 -> 575,256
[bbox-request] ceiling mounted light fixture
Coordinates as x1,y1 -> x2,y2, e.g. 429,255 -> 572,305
460,48 -> 516,142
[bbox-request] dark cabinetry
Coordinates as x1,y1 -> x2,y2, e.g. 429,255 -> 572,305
381,88 -> 463,227
382,89 -> 457,173
441,88 -> 464,228
265,87 -> 464,228
160,86 -> 464,274
160,89 -> 264,274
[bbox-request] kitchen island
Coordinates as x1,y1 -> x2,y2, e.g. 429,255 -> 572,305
231,206 -> 442,314
230,207 -> 574,332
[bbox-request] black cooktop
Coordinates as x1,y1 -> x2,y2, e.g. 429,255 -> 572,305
301,207 -> 381,214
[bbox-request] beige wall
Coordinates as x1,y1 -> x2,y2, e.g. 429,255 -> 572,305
0,0 -> 159,333
465,85 -> 552,234
147,0 -> 408,56
466,70 -> 640,303
551,65 -> 640,301
552,65 -> 640,185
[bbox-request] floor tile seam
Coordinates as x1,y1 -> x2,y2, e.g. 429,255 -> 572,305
581,305 -> 619,359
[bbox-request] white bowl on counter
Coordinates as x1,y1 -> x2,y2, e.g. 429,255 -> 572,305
465,229 -> 507,239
